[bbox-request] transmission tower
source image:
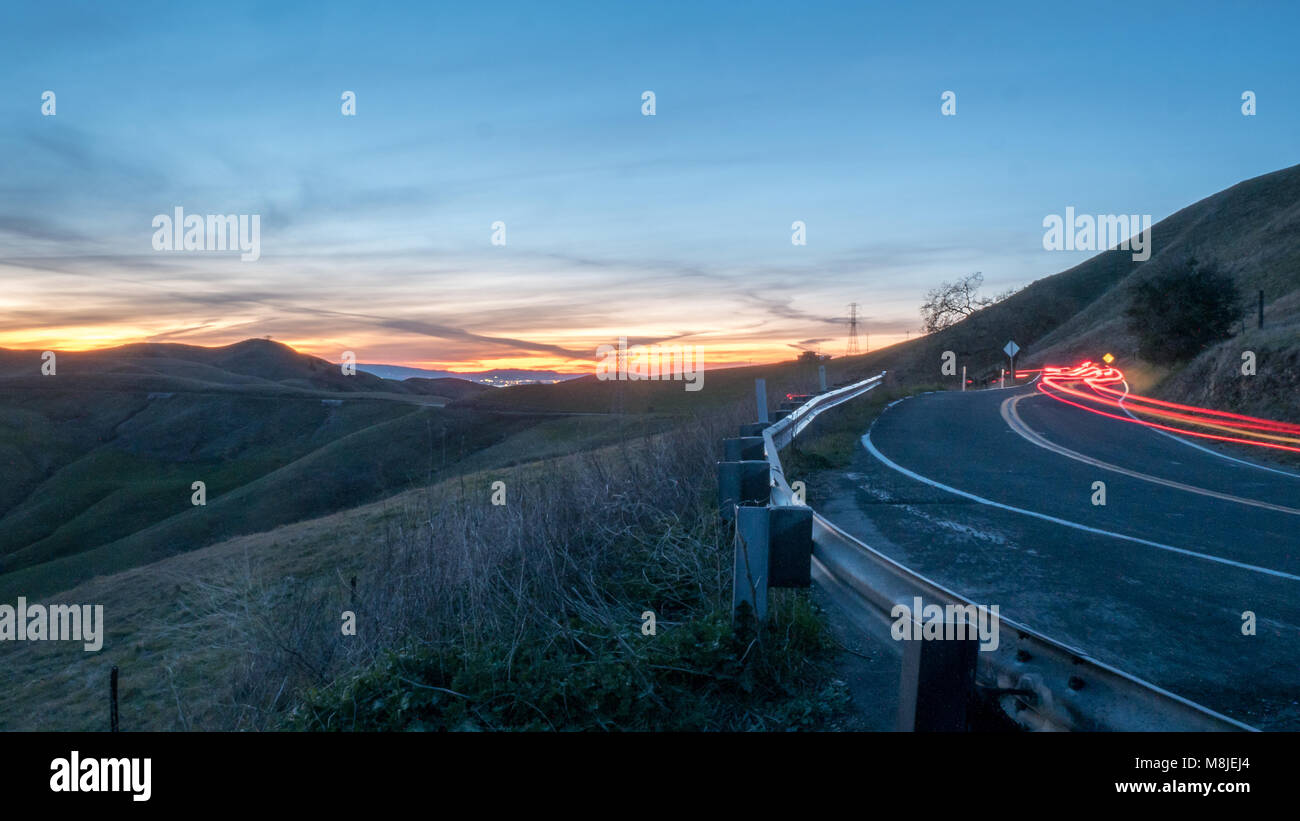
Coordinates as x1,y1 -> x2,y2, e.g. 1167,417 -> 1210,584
846,303 -> 861,356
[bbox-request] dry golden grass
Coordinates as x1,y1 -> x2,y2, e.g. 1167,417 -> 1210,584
0,406 -> 740,731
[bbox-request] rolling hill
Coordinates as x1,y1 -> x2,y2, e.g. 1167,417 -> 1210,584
816,162 -> 1300,421
357,363 -> 583,385
0,339 -> 655,599
0,338 -> 493,401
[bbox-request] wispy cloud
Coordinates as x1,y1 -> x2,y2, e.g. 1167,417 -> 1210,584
3,1 -> 1293,365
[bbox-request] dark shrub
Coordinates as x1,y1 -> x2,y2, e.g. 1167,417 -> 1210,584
1125,259 -> 1240,365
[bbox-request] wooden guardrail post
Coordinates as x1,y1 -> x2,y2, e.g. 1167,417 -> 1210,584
731,504 -> 815,625
732,505 -> 770,623
896,617 -> 978,731
767,506 -> 813,587
723,436 -> 766,461
716,460 -> 770,521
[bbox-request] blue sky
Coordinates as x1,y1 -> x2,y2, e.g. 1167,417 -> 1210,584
2,0 -> 1297,368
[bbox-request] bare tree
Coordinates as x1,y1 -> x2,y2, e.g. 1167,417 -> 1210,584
920,271 -> 994,333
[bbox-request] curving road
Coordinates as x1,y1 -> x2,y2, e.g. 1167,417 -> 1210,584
819,381 -> 1300,729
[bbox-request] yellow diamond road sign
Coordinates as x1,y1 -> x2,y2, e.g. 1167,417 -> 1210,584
1103,353 -> 1114,364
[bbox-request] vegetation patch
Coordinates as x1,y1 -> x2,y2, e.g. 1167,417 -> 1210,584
293,588 -> 848,732
1125,258 -> 1240,365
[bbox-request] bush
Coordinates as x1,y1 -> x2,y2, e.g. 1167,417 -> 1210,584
1124,258 -> 1240,365
290,590 -> 848,732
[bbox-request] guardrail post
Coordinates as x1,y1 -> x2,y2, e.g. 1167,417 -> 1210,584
723,436 -> 766,461
716,460 -> 771,521
896,616 -> 978,732
755,378 -> 768,423
767,506 -> 813,587
818,365 -> 827,393
732,505 -> 770,623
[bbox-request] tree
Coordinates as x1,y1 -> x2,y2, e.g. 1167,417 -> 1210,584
920,272 -> 994,333
1124,258 -> 1240,365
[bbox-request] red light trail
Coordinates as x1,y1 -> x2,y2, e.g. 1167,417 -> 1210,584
1032,361 -> 1300,454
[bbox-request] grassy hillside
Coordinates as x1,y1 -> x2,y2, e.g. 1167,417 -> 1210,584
0,405 -> 849,732
1028,163 -> 1300,371
0,355 -> 662,600
784,163 -> 1300,422
0,333 -> 847,732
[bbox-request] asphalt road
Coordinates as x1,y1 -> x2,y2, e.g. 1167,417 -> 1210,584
815,384 -> 1300,730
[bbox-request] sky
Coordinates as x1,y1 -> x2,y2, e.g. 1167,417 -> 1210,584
2,0 -> 1298,371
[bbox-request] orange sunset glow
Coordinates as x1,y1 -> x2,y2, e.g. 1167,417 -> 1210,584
0,257 -> 920,371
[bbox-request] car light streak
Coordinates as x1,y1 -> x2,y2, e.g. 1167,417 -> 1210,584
1036,362 -> 1300,453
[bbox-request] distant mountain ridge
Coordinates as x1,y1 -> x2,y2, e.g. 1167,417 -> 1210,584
356,363 -> 585,385
0,339 -> 491,402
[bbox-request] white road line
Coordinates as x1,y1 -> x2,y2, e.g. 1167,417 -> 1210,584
1115,380 -> 1300,481
860,430 -> 1300,582
1002,393 -> 1300,516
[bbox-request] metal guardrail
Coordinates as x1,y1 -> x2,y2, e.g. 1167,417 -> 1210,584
761,373 -> 886,508
757,373 -> 1255,732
